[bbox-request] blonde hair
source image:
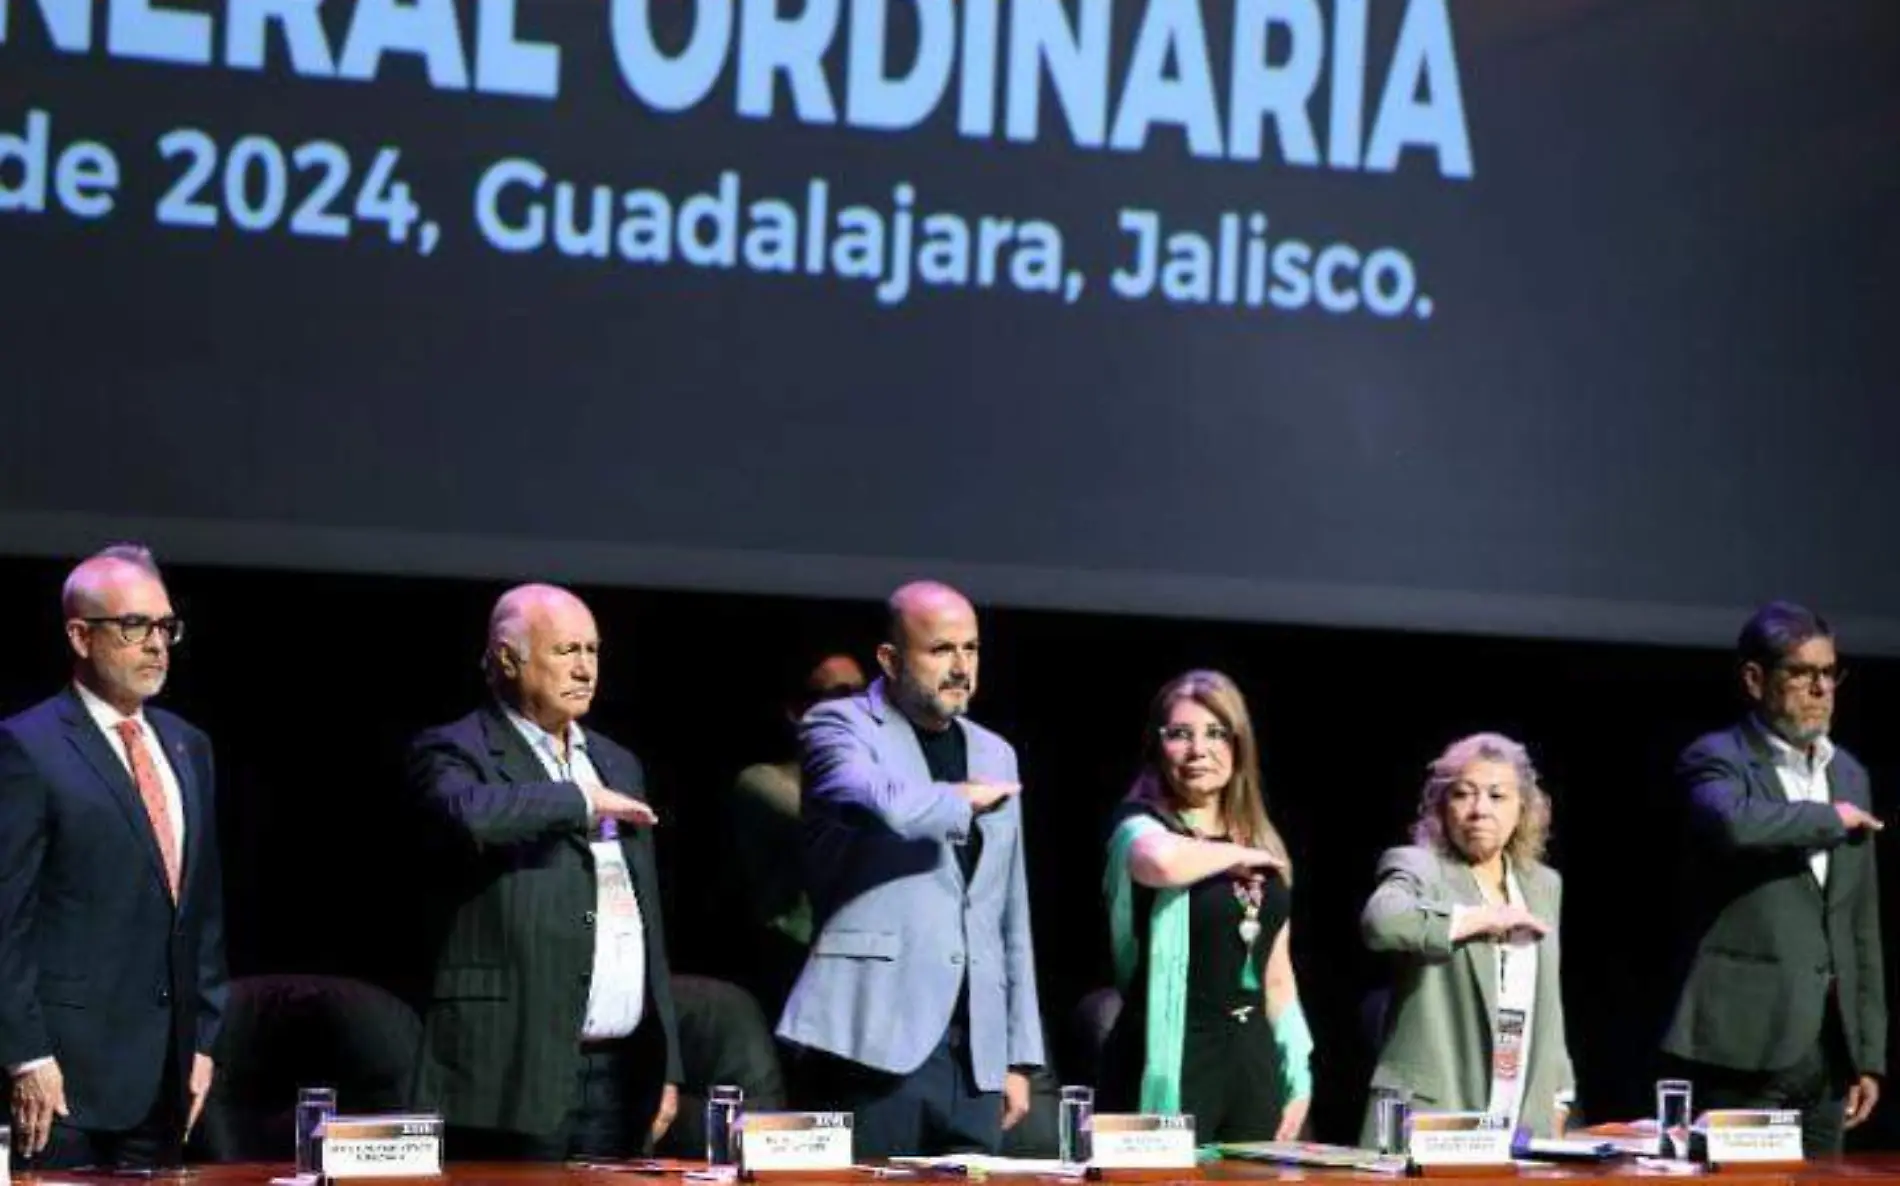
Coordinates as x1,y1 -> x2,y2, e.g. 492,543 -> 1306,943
1411,731 -> 1551,866
1127,670 -> 1292,884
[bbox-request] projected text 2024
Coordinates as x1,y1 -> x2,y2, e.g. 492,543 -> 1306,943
0,106 -> 1437,318
0,108 -> 441,254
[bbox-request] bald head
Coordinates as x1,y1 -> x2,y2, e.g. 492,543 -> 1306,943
879,581 -> 980,730
62,546 -> 175,714
885,581 -> 975,646
487,584 -> 602,732
490,583 -> 591,653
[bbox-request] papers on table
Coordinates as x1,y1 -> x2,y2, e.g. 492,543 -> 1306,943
1516,1136 -> 1628,1162
886,1155 -> 1073,1177
1215,1141 -> 1409,1174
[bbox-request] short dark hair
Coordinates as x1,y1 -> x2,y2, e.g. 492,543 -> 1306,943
1738,600 -> 1833,670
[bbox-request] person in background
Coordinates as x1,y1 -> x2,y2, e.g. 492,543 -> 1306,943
1102,670 -> 1312,1142
728,651 -> 867,1011
1361,733 -> 1575,1142
1661,601 -> 1884,1155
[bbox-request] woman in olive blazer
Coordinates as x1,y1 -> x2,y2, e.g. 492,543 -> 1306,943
1360,733 -> 1576,1143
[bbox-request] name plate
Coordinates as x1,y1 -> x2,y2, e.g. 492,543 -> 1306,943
741,1111 -> 854,1173
322,1114 -> 444,1178
1407,1112 -> 1514,1167
1703,1110 -> 1803,1164
1090,1114 -> 1197,1170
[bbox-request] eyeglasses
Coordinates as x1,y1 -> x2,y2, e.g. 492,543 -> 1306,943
1159,723 -> 1234,747
80,615 -> 185,646
1776,662 -> 1846,690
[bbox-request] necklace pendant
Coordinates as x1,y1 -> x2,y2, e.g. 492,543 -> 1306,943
1238,918 -> 1261,945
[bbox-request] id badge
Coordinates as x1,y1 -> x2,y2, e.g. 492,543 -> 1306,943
1493,1007 -> 1527,1082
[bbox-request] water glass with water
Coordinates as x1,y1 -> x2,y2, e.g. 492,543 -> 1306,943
1058,1085 -> 1094,1169
706,1084 -> 744,1167
0,1122 -> 12,1186
295,1085 -> 338,1173
1371,1087 -> 1409,1155
1655,1078 -> 1693,1160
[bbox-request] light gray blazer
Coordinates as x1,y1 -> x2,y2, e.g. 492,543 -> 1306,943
1360,845 -> 1575,1141
776,679 -> 1045,1090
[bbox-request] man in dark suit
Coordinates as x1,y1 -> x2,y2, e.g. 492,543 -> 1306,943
409,583 -> 682,1160
1663,601 -> 1885,1154
0,545 -> 226,1168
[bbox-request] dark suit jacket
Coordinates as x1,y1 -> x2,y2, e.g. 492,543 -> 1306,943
1663,720 -> 1886,1076
407,704 -> 682,1136
0,689 -> 227,1130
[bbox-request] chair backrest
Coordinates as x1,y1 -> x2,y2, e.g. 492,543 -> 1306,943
656,974 -> 787,1158
1361,986 -> 1391,1051
1065,987 -> 1123,1090
194,974 -> 421,1163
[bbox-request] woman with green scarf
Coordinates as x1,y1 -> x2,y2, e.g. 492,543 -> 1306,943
1101,670 -> 1314,1142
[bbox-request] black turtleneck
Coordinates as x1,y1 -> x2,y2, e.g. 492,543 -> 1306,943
911,718 -> 980,881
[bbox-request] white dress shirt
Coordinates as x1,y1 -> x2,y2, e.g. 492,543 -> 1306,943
74,681 -> 186,856
1479,862 -> 1539,1131
501,706 -> 647,1040
1763,727 -> 1836,887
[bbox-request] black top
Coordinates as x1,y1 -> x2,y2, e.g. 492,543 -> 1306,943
1110,800 -> 1291,1017
911,718 -> 981,883
911,717 -> 969,783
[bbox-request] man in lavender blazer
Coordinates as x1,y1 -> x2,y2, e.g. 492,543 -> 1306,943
778,583 -> 1044,1158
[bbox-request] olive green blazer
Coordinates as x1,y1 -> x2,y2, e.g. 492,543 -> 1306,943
1359,845 -> 1575,1142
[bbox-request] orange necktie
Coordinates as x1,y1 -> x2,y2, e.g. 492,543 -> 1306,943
115,719 -> 181,901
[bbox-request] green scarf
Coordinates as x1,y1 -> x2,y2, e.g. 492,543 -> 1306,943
1107,814 -> 1315,1114
1105,814 -> 1190,1113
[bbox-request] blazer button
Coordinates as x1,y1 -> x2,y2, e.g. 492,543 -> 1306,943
157,989 -> 171,1006
584,910 -> 597,928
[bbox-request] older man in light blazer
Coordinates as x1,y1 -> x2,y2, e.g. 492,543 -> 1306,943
778,582 -> 1044,1158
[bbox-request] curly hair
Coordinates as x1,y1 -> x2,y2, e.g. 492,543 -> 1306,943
1410,732 -> 1551,867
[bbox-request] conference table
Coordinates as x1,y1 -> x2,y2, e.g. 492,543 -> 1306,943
24,1160 -> 1900,1186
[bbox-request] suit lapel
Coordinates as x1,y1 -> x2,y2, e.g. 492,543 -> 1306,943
1516,862 -> 1551,924
147,712 -> 202,896
482,705 -> 595,858
55,690 -> 172,900
962,721 -> 1017,896
588,742 -> 641,849
481,705 -> 550,786
1740,722 -> 1789,804
962,723 -> 993,893
1742,722 -> 1827,901
1516,864 -> 1562,966
1821,755 -> 1861,907
870,679 -> 973,890
1444,853 -> 1499,1026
